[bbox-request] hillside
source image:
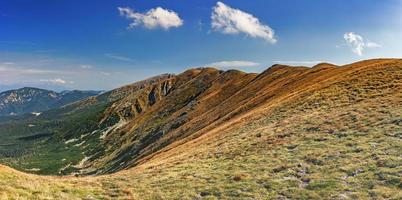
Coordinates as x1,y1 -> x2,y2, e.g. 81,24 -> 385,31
0,59 -> 401,199
0,87 -> 101,116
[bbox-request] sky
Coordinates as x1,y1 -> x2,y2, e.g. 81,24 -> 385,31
0,0 -> 401,91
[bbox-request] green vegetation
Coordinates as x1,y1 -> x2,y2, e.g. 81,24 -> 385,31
0,101 -> 109,175
0,59 -> 400,199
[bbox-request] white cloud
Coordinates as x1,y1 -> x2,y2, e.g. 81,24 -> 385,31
100,71 -> 111,76
203,60 -> 260,69
80,64 -> 93,69
0,65 -> 71,75
211,2 -> 276,43
105,53 -> 135,62
344,32 -> 381,56
118,6 -> 183,30
2,62 -> 14,65
366,41 -> 382,48
39,78 -> 73,85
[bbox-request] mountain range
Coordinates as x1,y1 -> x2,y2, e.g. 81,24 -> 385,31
0,88 -> 101,116
0,59 -> 400,199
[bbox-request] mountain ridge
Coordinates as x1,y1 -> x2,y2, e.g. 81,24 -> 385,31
0,87 -> 101,116
0,58 -> 401,199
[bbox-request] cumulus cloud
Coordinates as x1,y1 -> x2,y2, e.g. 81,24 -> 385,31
203,60 -> 260,69
39,78 -> 73,85
344,32 -> 381,56
118,6 -> 183,30
211,2 -> 276,43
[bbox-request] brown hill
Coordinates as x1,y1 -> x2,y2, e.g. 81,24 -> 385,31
0,58 -> 401,199
83,59 -> 400,175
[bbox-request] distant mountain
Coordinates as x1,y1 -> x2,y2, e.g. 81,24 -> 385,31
0,84 -> 71,93
0,87 -> 101,116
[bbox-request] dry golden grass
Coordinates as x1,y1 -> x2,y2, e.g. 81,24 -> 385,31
0,59 -> 401,199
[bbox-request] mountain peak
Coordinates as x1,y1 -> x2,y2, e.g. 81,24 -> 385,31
0,88 -> 101,116
312,62 -> 338,69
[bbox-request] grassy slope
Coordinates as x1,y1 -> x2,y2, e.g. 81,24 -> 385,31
0,101 -> 109,175
0,59 -> 401,199
0,74 -> 174,175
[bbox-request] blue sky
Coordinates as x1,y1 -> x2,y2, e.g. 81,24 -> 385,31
0,0 -> 401,91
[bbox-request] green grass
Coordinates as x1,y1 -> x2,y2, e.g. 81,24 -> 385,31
0,60 -> 400,199
0,101 -> 109,175
2,84 -> 398,199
